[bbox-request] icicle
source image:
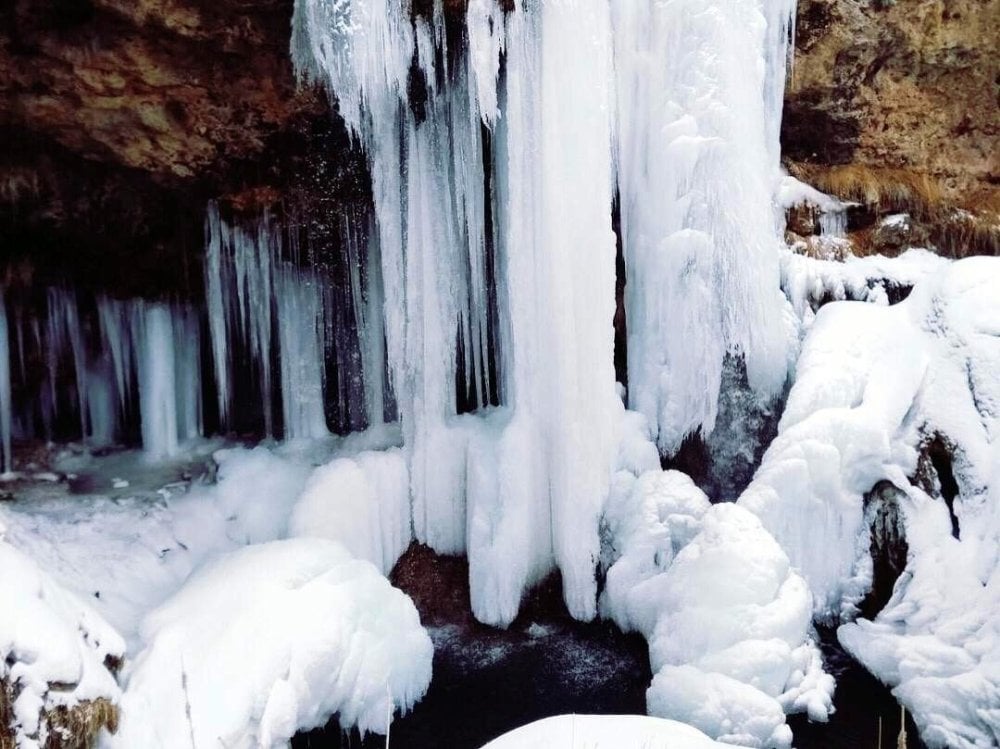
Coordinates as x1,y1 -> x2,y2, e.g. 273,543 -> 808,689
819,208 -> 848,238
0,291 -> 12,474
97,296 -> 134,415
466,0 -> 621,624
132,303 -> 179,460
293,0 -> 626,622
174,305 -> 203,442
205,203 -> 232,429
277,265 -> 329,440
45,288 -> 90,439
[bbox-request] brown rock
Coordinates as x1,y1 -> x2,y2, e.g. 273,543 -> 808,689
784,0 -> 999,209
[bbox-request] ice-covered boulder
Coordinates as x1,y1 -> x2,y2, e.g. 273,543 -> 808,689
600,465 -> 834,748
641,504 -> 832,748
747,255 -> 1000,748
107,537 -> 432,748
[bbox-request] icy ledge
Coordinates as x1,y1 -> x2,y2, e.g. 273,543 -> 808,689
479,714 -> 725,748
106,538 -> 432,748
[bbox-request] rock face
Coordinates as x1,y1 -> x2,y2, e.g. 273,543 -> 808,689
2,0 -> 313,180
0,0 -> 369,294
0,0 -> 996,293
784,0 -> 998,218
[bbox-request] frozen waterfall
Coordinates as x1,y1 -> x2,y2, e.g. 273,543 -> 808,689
290,0 -> 797,622
0,0 -> 798,626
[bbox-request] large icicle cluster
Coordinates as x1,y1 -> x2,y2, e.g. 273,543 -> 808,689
205,203 -> 392,439
292,0 -> 625,624
0,289 -> 202,463
290,0 -> 798,626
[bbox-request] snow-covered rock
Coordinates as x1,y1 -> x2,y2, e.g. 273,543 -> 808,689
745,255 -> 1000,748
107,538 -> 432,748
0,538 -> 124,749
601,406 -> 834,748
479,714 -> 726,748
640,504 -> 832,748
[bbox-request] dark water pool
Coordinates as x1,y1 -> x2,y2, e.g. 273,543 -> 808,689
293,548 -> 926,749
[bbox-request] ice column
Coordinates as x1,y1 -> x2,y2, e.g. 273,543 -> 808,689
612,0 -> 794,456
292,0 -> 622,622
469,0 -> 620,623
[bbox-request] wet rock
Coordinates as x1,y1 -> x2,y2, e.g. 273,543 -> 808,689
869,214 -> 932,254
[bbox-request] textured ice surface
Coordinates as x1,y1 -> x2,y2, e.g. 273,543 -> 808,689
601,412 -> 833,747
2,440 -> 434,744
289,448 -> 410,574
613,0 -> 796,456
747,256 -> 1000,748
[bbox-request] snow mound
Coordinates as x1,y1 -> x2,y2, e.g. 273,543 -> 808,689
108,538 -> 432,747
0,538 -> 124,749
641,504 -> 832,748
289,449 -> 411,574
600,469 -> 711,635
743,255 -> 1000,748
600,402 -> 833,747
213,446 -> 312,544
479,713 -> 725,748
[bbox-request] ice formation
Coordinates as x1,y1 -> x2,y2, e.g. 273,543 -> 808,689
743,256 -> 1000,747
291,0 -> 625,623
205,204 -> 392,439
1,443 -> 437,744
480,714 -> 726,749
5,0 -> 998,747
601,464 -> 834,748
289,449 -> 411,574
0,536 -> 124,749
0,290 -> 11,473
285,0 -> 803,626
613,0 -> 796,455
0,289 -> 202,459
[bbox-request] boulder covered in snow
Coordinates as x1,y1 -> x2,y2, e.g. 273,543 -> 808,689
0,539 -> 124,749
746,255 -> 1000,748
479,714 -> 725,748
108,537 -> 433,748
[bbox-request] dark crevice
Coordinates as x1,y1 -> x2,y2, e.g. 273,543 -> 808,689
663,354 -> 786,502
611,189 -> 628,391
859,480 -> 909,619
927,435 -> 961,540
